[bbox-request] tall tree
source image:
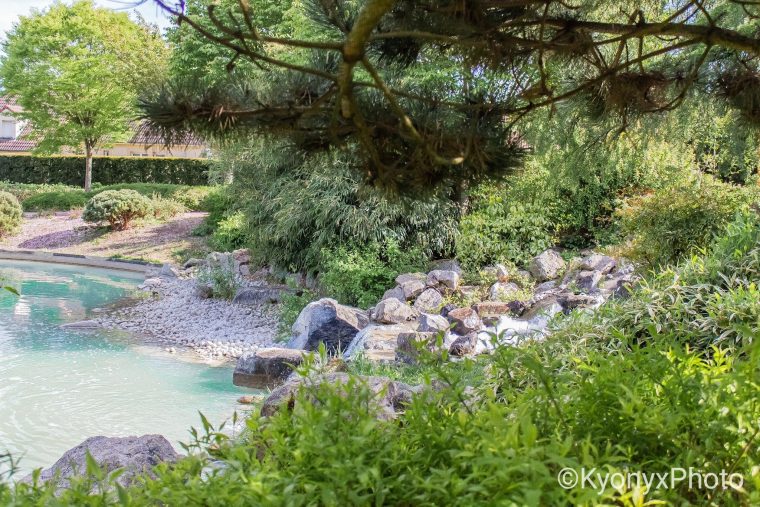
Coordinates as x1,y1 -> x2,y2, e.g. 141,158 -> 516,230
0,1 -> 169,191
142,0 -> 760,196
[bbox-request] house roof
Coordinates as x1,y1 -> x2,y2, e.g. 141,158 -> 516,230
0,139 -> 36,152
128,122 -> 204,147
0,96 -> 23,114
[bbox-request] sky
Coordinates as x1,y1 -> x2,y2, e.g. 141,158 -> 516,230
0,0 -> 174,41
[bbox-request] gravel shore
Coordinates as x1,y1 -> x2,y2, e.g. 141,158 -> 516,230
96,274 -> 280,360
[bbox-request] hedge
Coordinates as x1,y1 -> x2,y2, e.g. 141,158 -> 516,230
0,155 -> 210,186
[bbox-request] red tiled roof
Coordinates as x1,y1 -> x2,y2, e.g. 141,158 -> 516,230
127,122 -> 204,147
0,96 -> 23,114
0,139 -> 35,152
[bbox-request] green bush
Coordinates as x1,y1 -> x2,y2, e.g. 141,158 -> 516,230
209,211 -> 249,252
0,191 -> 22,236
149,194 -> 187,221
615,174 -> 757,266
457,192 -> 554,269
0,155 -> 210,186
21,190 -> 88,211
319,241 -> 428,308
197,258 -> 241,300
82,189 -> 151,230
229,139 -> 457,273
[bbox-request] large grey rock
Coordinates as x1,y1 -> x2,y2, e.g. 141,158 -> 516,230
159,264 -> 179,279
446,307 -> 483,335
528,249 -> 566,282
287,298 -> 369,354
232,287 -> 285,305
601,274 -> 635,298
417,313 -> 450,333
396,331 -> 440,363
260,373 -> 415,420
575,270 -> 603,291
489,282 -> 520,301
449,332 -> 477,356
495,263 -> 510,282
233,348 -> 306,389
400,279 -> 426,301
32,435 -> 178,490
372,298 -> 419,324
381,286 -> 405,302
425,270 -> 461,291
580,254 -> 616,274
343,324 -> 414,362
395,273 -> 427,285
522,296 -> 564,321
413,288 -> 444,313
182,258 -> 206,269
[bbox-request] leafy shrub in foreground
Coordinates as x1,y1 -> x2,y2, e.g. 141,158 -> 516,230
209,212 -> 249,252
616,174 -> 756,267
0,191 -> 22,237
82,190 -> 151,231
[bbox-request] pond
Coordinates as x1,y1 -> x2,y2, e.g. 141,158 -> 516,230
0,260 -> 251,477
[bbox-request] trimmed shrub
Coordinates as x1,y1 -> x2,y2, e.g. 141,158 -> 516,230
149,194 -> 187,221
0,191 -> 22,237
82,190 -> 151,230
0,155 -> 210,186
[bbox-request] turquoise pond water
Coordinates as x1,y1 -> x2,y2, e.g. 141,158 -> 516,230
0,260 -> 251,476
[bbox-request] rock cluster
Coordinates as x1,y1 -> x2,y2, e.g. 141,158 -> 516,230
267,250 -> 636,367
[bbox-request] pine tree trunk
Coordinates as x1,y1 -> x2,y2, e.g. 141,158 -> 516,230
84,144 -> 93,192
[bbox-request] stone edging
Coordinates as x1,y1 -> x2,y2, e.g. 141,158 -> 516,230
0,248 -> 161,274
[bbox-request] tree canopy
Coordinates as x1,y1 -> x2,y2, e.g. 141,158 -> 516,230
141,0 -> 760,195
0,0 -> 169,190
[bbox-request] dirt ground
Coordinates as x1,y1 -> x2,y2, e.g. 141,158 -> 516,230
0,211 -> 210,264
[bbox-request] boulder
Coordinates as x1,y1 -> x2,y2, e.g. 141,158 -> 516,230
140,277 -> 162,289
576,270 -> 603,291
233,348 -> 306,389
372,298 -> 419,324
446,307 -> 483,335
343,324 -> 414,362
522,296 -> 564,321
449,332 -> 477,356
417,313 -> 450,333
232,248 -> 251,265
495,263 -> 510,282
260,373 -> 415,420
425,270 -> 460,291
395,273 -> 427,285
287,298 -> 369,353
601,274 -> 635,298
400,279 -> 426,301
528,249 -> 566,282
159,264 -> 179,279
232,287 -> 285,305
31,435 -> 178,490
488,281 -> 520,301
381,286 -> 405,302
535,280 -> 557,293
580,254 -> 617,274
561,293 -> 604,310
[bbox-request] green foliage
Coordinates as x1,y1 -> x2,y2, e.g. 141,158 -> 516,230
209,212 -> 249,252
320,241 -> 428,308
0,191 -> 22,237
616,174 -> 757,267
148,194 -> 187,221
0,182 -> 215,212
0,156 -> 210,186
82,189 -> 151,231
457,189 -> 553,269
230,139 -> 458,273
0,0 -> 169,189
197,259 -> 241,300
